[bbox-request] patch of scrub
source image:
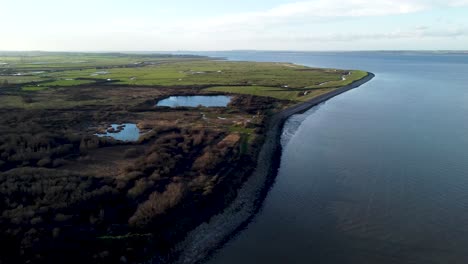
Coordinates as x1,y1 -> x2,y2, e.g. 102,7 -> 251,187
95,123 -> 141,142
156,95 -> 232,108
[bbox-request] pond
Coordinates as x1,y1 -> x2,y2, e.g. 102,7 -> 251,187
95,123 -> 141,142
156,95 -> 232,108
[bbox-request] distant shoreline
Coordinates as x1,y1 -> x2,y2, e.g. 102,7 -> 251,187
170,72 -> 375,264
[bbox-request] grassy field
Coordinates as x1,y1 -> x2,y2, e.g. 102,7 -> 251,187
43,61 -> 361,88
1,52 -> 368,107
21,86 -> 49,91
40,79 -> 96,87
205,85 -> 333,101
0,52 -> 205,70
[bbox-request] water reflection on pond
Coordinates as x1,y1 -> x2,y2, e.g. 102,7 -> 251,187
95,123 -> 141,142
156,95 -> 232,108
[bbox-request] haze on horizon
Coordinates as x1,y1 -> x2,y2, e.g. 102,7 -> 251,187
1,0 -> 468,51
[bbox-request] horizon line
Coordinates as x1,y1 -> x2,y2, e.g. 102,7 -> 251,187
1,49 -> 468,54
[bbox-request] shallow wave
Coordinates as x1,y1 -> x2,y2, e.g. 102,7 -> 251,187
281,105 -> 322,147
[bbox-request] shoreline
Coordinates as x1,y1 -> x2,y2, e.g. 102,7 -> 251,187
169,72 -> 376,264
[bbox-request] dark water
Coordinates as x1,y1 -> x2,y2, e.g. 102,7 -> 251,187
193,51 -> 468,264
156,95 -> 231,108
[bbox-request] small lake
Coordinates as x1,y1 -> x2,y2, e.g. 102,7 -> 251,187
95,123 -> 141,142
156,95 -> 232,108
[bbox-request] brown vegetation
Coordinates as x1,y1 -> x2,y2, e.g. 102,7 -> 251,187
0,87 -> 278,263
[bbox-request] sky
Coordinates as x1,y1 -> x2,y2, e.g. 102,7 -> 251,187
1,0 -> 468,51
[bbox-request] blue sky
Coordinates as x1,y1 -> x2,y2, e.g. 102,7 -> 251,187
1,0 -> 467,51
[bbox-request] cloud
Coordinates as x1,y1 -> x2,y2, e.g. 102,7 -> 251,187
1,0 -> 468,50
448,0 -> 468,6
263,0 -> 426,18
142,0 -> 468,38
178,0 -> 428,32
280,26 -> 468,42
185,0 -> 468,26
140,1 -> 465,47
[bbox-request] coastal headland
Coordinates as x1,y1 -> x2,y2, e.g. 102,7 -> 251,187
0,52 -> 372,264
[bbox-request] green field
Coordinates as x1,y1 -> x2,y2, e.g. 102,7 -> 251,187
205,85 -> 329,101
0,52 -> 203,70
21,86 -> 49,91
40,79 -> 96,87
43,61 -> 364,89
1,52 -> 368,106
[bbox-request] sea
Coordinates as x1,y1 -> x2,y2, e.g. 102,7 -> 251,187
186,51 -> 468,264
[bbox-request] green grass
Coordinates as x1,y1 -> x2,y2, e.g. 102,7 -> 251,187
3,53 -> 368,93
344,70 -> 368,84
1,52 -> 370,108
21,86 -> 48,91
305,70 -> 368,89
0,76 -> 43,84
205,85 -> 336,102
229,126 -> 255,134
207,86 -> 300,100
0,52 -> 205,70
41,61 -> 356,88
40,79 -> 95,87
204,69 -> 368,101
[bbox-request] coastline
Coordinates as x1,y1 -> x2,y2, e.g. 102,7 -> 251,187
168,72 -> 376,264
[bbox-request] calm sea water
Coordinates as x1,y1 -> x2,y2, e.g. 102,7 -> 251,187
189,51 -> 468,264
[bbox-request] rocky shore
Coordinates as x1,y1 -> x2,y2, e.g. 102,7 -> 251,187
169,72 -> 375,264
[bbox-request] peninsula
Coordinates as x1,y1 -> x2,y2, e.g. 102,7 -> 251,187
0,52 -> 372,264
